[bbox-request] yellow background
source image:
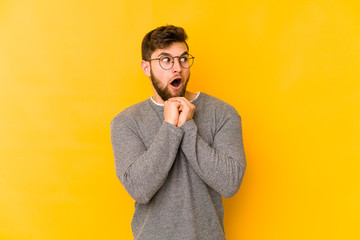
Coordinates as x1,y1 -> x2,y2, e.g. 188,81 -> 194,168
1,0 -> 359,239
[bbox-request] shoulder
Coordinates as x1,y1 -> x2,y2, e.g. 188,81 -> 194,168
197,93 -> 240,118
110,99 -> 152,129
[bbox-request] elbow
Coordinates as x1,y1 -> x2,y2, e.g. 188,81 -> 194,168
130,190 -> 152,204
222,163 -> 246,199
118,172 -> 153,204
222,181 -> 241,198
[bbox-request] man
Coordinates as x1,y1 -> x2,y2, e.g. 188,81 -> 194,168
110,25 -> 246,240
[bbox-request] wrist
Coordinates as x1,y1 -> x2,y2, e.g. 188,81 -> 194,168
165,119 -> 178,127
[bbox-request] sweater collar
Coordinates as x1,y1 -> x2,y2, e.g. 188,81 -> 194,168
149,92 -> 201,107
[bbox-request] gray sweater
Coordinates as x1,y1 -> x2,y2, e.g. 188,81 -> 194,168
110,93 -> 246,240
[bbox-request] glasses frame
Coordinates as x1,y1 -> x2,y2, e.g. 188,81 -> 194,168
149,54 -> 195,70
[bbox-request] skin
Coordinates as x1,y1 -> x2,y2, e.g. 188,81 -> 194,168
141,42 -> 196,127
168,97 -> 196,127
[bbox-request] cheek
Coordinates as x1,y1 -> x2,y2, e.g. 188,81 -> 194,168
183,70 -> 190,79
158,73 -> 168,83
152,71 -> 169,85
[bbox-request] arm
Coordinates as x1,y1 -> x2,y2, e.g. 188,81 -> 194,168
179,111 -> 246,198
111,116 -> 184,204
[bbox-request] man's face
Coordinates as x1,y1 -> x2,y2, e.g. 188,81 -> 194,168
149,42 -> 191,101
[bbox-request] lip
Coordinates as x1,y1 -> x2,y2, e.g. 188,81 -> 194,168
169,76 -> 183,90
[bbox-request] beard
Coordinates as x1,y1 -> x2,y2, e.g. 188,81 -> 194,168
150,69 -> 190,101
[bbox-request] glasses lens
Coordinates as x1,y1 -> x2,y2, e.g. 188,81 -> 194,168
159,56 -> 173,70
179,55 -> 193,69
158,55 -> 194,70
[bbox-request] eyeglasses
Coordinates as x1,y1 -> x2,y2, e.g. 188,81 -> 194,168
149,54 -> 195,70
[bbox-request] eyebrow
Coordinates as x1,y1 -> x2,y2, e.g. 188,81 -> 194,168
157,51 -> 189,57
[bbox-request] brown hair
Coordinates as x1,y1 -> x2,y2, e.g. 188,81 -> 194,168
141,25 -> 189,61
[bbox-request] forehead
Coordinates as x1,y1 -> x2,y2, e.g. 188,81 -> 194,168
151,42 -> 188,57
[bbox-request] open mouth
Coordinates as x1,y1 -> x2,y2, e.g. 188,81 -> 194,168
170,78 -> 182,88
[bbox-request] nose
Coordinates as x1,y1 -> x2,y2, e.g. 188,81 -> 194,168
172,57 -> 182,72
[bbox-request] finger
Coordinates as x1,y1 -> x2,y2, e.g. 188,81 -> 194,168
166,99 -> 179,106
167,98 -> 180,102
174,98 -> 194,112
167,99 -> 182,106
172,101 -> 181,108
170,97 -> 190,107
170,97 -> 189,103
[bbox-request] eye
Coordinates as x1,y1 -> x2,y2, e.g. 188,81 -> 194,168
161,57 -> 171,63
180,56 -> 189,62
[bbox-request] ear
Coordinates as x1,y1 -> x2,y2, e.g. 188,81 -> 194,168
141,60 -> 151,77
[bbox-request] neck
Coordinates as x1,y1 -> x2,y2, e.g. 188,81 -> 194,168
185,91 -> 197,101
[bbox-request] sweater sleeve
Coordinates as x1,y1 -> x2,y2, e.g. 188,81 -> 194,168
111,116 -> 184,204
179,112 -> 246,198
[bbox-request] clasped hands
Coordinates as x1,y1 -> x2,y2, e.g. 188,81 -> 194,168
164,97 -> 195,127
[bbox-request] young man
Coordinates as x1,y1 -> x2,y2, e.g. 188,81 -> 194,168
110,25 -> 246,240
